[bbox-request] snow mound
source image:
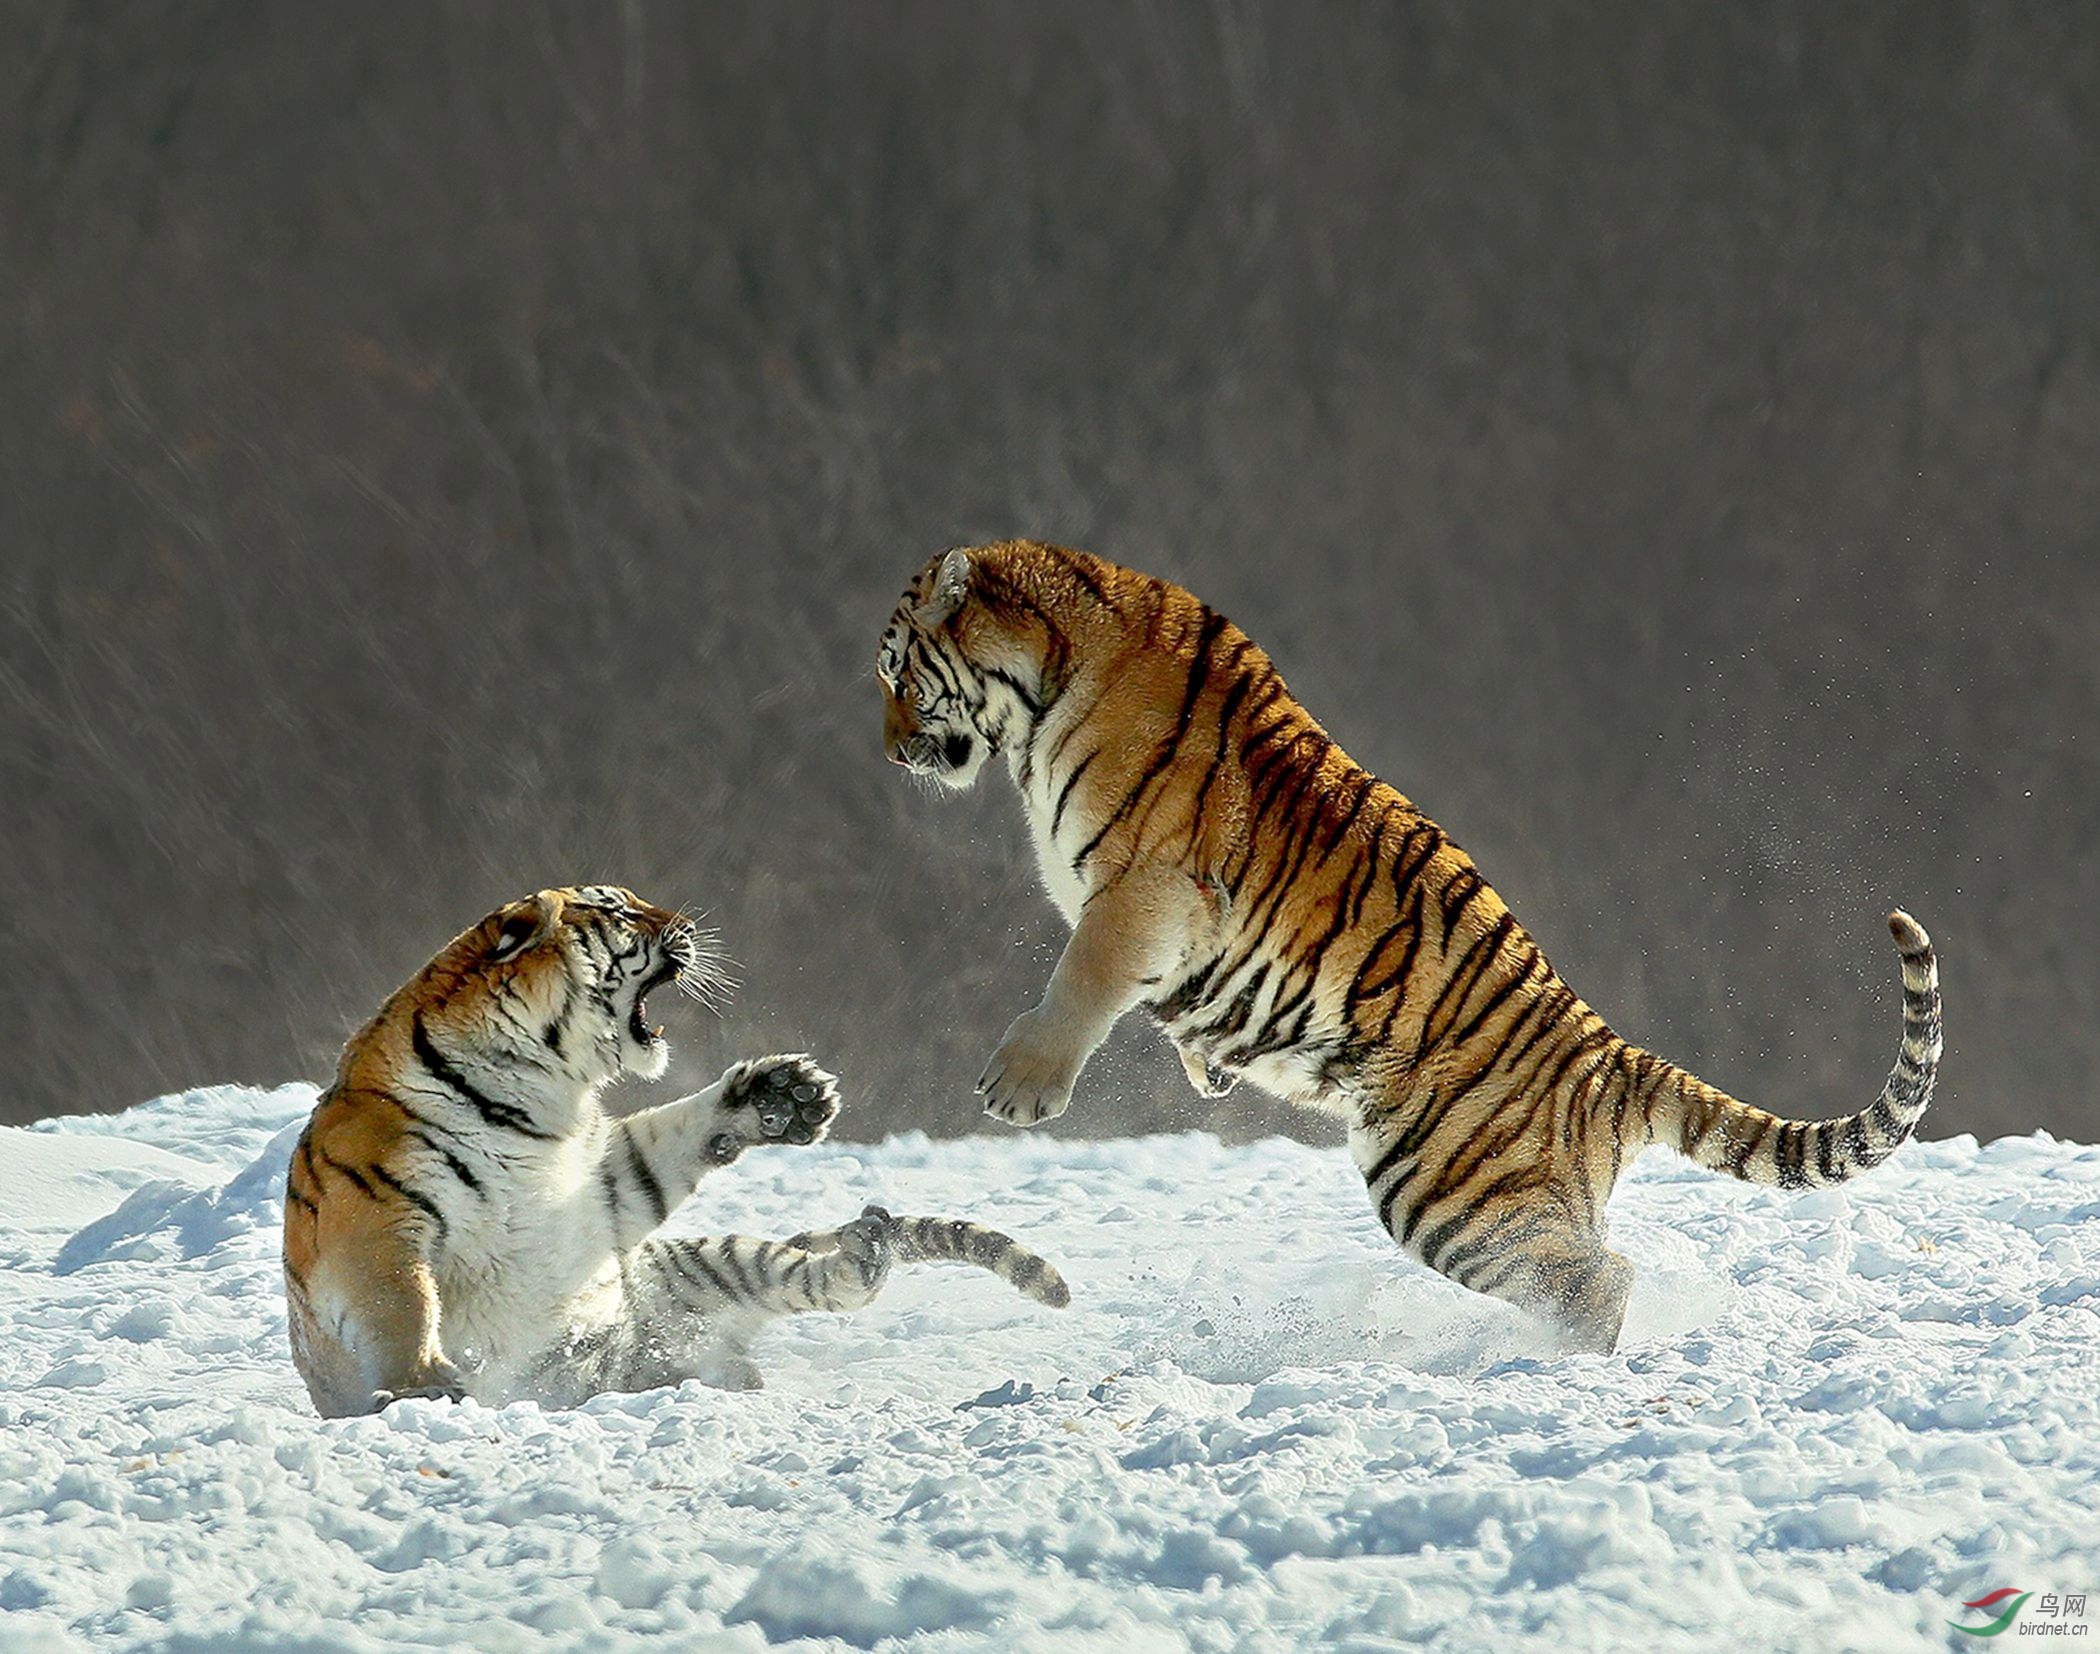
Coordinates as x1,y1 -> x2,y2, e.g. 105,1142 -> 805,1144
0,1084 -> 2095,1651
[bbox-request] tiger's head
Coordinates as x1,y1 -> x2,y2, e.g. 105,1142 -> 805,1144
877,546 -> 1002,790
413,885 -> 730,1087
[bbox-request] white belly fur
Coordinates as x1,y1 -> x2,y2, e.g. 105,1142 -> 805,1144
427,1138 -> 626,1390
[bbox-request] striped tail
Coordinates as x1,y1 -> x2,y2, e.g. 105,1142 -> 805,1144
788,1206 -> 1072,1307
1646,910 -> 1942,1189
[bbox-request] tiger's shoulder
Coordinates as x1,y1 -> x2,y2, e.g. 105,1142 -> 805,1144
282,944 -> 480,1207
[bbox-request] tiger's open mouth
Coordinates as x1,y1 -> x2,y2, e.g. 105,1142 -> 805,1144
628,962 -> 682,1049
626,924 -> 733,1051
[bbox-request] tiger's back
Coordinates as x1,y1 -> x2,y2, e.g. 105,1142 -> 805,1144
878,540 -> 1942,1351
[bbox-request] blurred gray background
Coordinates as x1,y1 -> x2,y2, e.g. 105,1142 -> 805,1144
3,4 -> 2094,1143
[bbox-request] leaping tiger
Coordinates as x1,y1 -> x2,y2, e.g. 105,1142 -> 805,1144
876,541 -> 1941,1353
283,884 -> 1069,1417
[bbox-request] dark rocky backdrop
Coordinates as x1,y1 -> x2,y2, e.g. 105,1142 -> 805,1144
3,3 -> 2094,1145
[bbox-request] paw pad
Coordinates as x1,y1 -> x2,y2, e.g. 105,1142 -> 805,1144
726,1055 -> 840,1145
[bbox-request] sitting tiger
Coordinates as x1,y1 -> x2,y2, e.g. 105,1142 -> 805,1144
283,884 -> 1068,1417
876,540 -> 1942,1353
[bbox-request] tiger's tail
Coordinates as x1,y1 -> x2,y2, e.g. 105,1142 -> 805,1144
1642,911 -> 1942,1188
788,1208 -> 1072,1307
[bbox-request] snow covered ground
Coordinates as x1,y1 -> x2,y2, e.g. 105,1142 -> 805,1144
0,1084 -> 2095,1652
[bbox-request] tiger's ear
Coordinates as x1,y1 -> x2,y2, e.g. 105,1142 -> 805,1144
916,547 -> 972,626
492,891 -> 563,962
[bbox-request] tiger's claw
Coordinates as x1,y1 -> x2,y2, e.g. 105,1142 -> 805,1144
1177,1045 -> 1240,1099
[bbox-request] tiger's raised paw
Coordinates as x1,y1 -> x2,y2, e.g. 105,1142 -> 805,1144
720,1054 -> 840,1146
978,1009 -> 1078,1127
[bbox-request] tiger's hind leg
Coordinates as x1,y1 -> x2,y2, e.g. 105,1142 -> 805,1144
1468,1238 -> 1633,1355
1352,1121 -> 1632,1354
647,1216 -> 897,1322
605,1213 -> 901,1394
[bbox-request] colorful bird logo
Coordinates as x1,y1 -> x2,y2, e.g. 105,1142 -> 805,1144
1947,1588 -> 2032,1637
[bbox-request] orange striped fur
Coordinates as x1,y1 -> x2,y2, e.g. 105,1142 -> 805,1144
878,541 -> 1942,1351
285,884 -> 1067,1416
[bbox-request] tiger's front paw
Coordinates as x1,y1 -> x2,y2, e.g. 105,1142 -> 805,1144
371,1356 -> 468,1412
978,1010 -> 1080,1127
1177,1045 -> 1240,1099
718,1054 -> 840,1151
